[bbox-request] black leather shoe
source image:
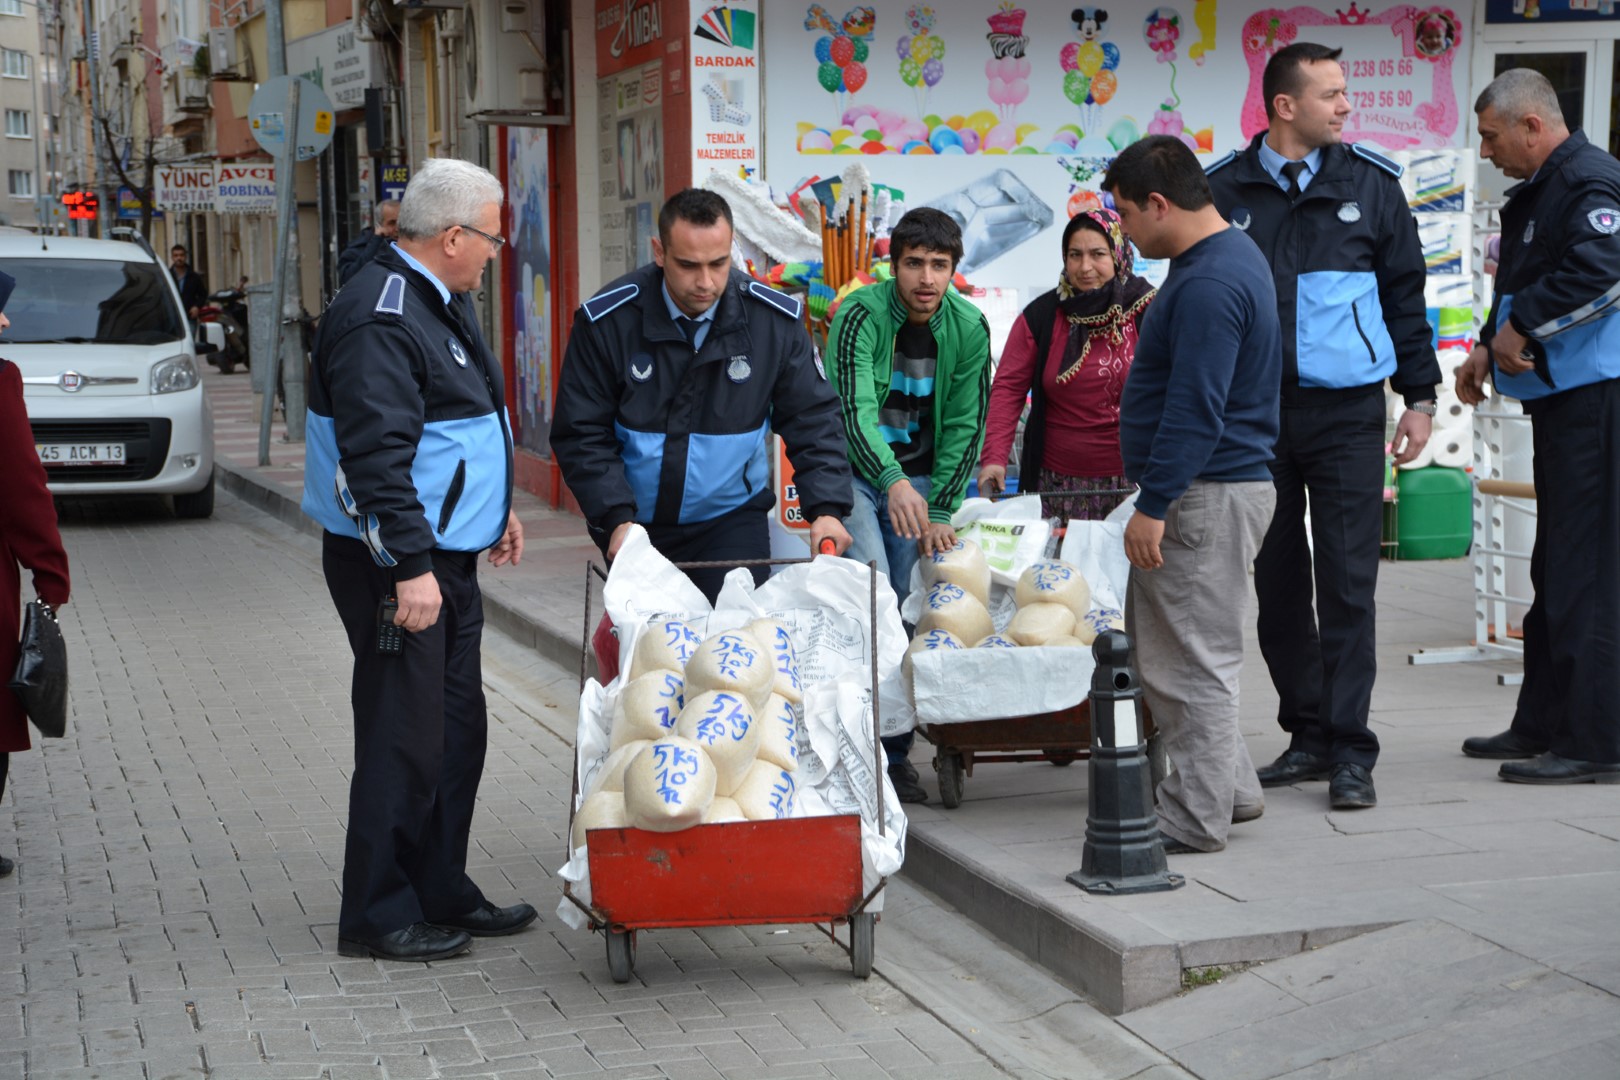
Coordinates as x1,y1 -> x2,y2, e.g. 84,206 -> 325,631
434,900 -> 538,937
1329,763 -> 1377,809
1462,729 -> 1547,760
1159,833 -> 1219,854
338,922 -> 472,961
1499,752 -> 1620,785
887,762 -> 928,804
1257,750 -> 1331,787
0,855 -> 13,878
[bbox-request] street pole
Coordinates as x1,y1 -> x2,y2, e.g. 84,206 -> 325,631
81,0 -> 106,235
257,77 -> 299,466
29,67 -> 45,229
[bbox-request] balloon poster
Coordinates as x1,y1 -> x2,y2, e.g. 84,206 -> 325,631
762,0 -> 1471,289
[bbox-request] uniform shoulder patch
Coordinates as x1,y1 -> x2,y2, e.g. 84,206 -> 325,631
374,273 -> 407,316
1205,150 -> 1238,176
582,283 -> 639,322
1350,143 -> 1403,178
748,281 -> 802,320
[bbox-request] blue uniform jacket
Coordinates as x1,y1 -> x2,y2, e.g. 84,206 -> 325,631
302,247 -> 513,579
1207,133 -> 1440,406
1487,131 -> 1620,404
550,264 -> 853,551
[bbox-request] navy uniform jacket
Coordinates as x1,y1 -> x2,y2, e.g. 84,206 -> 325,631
302,246 -> 514,579
551,264 -> 853,551
1487,130 -> 1620,404
1207,133 -> 1440,407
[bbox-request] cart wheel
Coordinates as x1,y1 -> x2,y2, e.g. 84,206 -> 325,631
605,929 -> 636,983
936,751 -> 965,809
1147,731 -> 1171,789
1045,748 -> 1079,766
850,913 -> 875,979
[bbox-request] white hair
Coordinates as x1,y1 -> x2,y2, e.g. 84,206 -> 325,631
1475,69 -> 1566,128
396,159 -> 503,240
374,198 -> 400,225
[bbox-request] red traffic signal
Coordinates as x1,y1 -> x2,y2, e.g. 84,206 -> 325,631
62,191 -> 99,219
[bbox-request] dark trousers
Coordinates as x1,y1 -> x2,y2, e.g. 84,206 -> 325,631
1509,380 -> 1620,764
643,507 -> 771,605
1254,392 -> 1385,769
323,533 -> 488,939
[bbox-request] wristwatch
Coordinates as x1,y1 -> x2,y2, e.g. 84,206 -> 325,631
1408,400 -> 1437,416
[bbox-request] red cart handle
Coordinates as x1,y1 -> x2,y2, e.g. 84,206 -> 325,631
818,538 -> 837,555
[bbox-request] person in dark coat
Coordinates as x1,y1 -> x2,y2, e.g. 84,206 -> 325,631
338,199 -> 401,286
0,268 -> 73,879
170,245 -> 208,318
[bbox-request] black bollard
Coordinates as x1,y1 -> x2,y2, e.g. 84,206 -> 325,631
1067,630 -> 1184,895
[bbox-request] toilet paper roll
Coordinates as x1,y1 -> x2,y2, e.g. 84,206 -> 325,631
1432,434 -> 1471,469
1435,388 -> 1469,423
1398,440 -> 1435,470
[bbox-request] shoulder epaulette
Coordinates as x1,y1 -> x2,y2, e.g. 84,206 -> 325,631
748,281 -> 802,320
374,273 -> 407,315
582,283 -> 638,322
1350,143 -> 1403,178
1205,150 -> 1238,176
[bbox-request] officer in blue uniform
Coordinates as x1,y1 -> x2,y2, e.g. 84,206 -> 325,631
552,189 -> 853,601
1456,70 -> 1620,785
303,159 -> 533,962
1206,42 -> 1440,811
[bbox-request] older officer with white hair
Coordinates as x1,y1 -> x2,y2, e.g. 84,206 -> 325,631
303,158 -> 531,961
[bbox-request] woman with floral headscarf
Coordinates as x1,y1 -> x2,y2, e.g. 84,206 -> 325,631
977,207 -> 1155,521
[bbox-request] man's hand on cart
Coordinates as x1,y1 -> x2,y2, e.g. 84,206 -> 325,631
976,464 -> 1007,496
1454,344 -> 1492,406
919,521 -> 958,557
1125,510 -> 1165,571
886,478 -> 931,540
809,515 -> 853,556
607,521 -> 634,560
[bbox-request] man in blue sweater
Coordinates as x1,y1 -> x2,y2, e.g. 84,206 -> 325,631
1105,136 -> 1283,854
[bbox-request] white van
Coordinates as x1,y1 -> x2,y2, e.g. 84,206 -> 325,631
3,229 -> 215,518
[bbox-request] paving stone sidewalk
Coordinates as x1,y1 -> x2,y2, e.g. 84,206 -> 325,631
1,494 -> 1042,1080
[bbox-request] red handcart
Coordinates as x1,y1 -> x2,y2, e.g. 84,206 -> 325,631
562,553 -> 891,982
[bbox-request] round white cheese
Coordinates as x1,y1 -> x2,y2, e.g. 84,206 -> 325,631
1046,634 -> 1090,648
732,759 -> 797,821
756,693 -> 801,772
1007,602 -> 1078,646
622,736 -> 717,832
627,618 -> 703,681
975,634 -> 1019,648
701,796 -> 746,824
610,669 -> 686,749
570,790 -> 627,850
685,629 -> 775,710
1015,560 -> 1092,621
748,617 -> 805,704
920,538 -> 992,605
675,689 -> 764,796
583,739 -> 652,796
915,582 -> 994,646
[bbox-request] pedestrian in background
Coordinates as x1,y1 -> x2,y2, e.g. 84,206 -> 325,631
551,188 -> 853,603
1455,69 -> 1620,785
1106,135 -> 1282,854
338,199 -> 402,286
302,159 -> 532,961
0,269 -> 72,880
1206,42 -> 1441,812
977,207 -> 1154,520
170,244 -> 207,320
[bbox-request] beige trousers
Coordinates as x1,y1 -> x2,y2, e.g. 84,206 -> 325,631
1127,480 -> 1277,851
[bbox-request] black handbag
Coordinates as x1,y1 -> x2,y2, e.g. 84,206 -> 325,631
9,600 -> 67,738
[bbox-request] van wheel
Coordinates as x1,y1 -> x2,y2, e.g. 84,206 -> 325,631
173,470 -> 215,519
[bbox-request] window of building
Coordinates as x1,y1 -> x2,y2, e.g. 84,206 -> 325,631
0,0 -> 23,16
5,109 -> 29,138
8,170 -> 34,197
1,49 -> 28,78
